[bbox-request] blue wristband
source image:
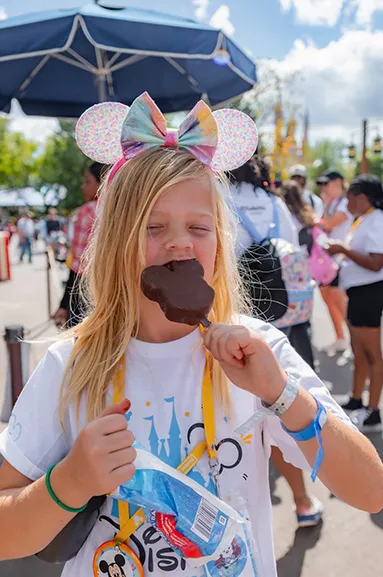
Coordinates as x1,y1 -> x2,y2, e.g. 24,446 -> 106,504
281,399 -> 327,482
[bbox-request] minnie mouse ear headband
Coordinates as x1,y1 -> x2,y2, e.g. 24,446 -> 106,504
75,91 -> 258,182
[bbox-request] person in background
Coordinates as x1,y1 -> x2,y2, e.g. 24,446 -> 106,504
231,158 -> 323,528
289,164 -> 324,218
280,179 -> 317,369
317,170 -> 353,354
232,157 -> 299,254
327,175 -> 383,432
42,207 -> 61,243
17,211 -> 35,264
53,162 -> 106,328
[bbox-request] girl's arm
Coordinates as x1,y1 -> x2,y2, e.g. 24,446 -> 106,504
321,211 -> 347,232
327,242 -> 383,272
279,387 -> 383,513
0,458 -> 87,559
203,323 -> 383,514
0,399 -> 136,561
343,248 -> 383,272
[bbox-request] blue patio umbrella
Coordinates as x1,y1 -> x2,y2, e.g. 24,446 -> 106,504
0,2 -> 257,117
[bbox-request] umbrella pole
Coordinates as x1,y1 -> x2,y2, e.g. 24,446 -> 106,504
96,74 -> 107,103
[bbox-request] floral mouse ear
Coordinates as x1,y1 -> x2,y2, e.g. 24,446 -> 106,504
211,109 -> 259,172
75,102 -> 130,164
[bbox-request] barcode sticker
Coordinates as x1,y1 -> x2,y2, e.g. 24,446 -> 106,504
191,498 -> 218,542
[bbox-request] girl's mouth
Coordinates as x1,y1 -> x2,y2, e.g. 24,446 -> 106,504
163,259 -> 197,271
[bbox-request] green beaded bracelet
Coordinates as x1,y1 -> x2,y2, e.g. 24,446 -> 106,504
45,464 -> 88,513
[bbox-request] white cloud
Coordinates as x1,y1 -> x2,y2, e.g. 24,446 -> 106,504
280,0 -> 344,26
0,6 -> 7,20
350,0 -> 383,26
210,5 -> 235,36
280,0 -> 383,28
10,117 -> 58,144
263,29 -> 383,143
192,0 -> 209,20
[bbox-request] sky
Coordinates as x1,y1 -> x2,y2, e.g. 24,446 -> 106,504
2,0 -> 383,148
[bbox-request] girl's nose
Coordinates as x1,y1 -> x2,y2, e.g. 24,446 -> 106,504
164,229 -> 193,251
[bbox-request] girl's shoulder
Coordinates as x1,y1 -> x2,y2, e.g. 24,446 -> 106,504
45,338 -> 75,369
369,209 -> 383,223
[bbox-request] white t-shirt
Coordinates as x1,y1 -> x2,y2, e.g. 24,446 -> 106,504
231,184 -> 299,257
340,209 -> 383,290
0,316 -> 353,577
326,197 -> 353,242
302,189 -> 324,219
17,217 -> 35,239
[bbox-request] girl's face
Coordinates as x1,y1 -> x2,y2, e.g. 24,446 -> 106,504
81,170 -> 99,202
145,176 -> 217,284
346,191 -> 371,216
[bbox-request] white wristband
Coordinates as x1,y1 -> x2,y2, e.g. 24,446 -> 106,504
234,374 -> 300,437
261,374 -> 299,416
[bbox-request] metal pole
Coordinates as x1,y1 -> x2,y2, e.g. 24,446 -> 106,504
360,119 -> 369,174
97,73 -> 107,103
46,250 -> 52,319
4,325 -> 24,406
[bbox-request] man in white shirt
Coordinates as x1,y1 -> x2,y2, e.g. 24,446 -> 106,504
289,164 -> 324,218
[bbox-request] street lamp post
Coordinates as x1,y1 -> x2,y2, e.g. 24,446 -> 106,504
360,119 -> 369,174
348,119 -> 381,173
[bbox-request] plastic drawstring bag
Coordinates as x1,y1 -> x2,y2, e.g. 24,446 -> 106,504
112,444 -> 261,575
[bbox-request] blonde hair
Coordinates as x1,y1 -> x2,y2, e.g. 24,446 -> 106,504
59,148 -> 248,424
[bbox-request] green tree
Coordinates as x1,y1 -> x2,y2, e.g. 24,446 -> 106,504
37,120 -> 89,211
0,118 -> 38,188
307,139 -> 347,185
354,154 -> 383,179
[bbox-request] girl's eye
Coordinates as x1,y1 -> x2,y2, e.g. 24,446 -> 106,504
190,226 -> 210,232
147,225 -> 163,231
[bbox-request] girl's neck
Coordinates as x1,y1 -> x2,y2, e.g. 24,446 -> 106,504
136,315 -> 196,344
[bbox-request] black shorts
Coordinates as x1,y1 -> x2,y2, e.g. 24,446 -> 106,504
346,281 -> 383,328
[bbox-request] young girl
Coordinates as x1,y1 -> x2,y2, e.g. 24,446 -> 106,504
327,174 -> 383,431
0,94 -> 382,577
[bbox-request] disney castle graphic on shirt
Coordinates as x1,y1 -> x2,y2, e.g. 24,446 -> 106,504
98,396 -> 248,576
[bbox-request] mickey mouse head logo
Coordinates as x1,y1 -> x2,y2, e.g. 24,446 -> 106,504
99,554 -> 126,577
187,423 -> 243,474
141,259 -> 214,326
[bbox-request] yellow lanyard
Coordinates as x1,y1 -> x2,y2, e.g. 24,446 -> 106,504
112,352 -> 217,545
349,207 -> 375,236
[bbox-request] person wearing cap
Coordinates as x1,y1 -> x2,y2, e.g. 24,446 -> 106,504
317,170 -> 353,354
327,174 -> 383,432
289,164 -> 324,218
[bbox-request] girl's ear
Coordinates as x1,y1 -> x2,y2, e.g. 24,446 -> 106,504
76,102 -> 129,164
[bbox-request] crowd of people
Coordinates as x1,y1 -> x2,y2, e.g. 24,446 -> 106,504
232,159 -> 383,433
0,93 -> 382,577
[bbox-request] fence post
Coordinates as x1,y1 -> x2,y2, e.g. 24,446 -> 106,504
4,325 -> 24,406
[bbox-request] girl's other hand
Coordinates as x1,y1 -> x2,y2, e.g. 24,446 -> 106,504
53,308 -> 68,328
202,323 -> 287,406
325,241 -> 347,255
60,399 -> 136,504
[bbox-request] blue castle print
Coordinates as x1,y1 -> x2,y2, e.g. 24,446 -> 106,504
112,396 -> 216,519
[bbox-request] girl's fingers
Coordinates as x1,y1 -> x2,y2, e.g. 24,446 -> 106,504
109,447 -> 137,471
111,463 -> 136,487
204,326 -> 246,366
105,429 -> 135,453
